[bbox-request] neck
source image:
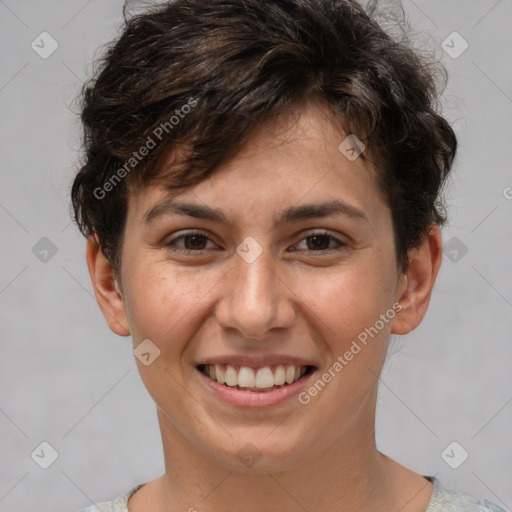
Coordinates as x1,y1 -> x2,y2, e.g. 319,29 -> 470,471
151,405 -> 400,511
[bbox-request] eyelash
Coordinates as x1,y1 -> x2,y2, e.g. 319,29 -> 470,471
165,230 -> 346,255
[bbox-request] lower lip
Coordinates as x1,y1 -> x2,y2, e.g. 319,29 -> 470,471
196,367 -> 316,408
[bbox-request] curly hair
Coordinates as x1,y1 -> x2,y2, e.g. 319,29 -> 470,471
71,0 -> 457,275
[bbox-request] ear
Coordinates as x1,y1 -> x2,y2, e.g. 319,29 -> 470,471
86,235 -> 130,336
391,225 -> 443,335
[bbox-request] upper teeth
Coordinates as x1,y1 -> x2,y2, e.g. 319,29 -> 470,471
202,364 -> 308,390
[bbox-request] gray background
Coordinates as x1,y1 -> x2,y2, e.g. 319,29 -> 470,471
0,1 -> 511,511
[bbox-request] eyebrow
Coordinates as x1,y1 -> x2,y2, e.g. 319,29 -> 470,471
143,198 -> 369,225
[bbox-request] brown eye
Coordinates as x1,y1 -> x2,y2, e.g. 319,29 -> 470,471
306,234 -> 331,250
182,234 -> 208,250
291,231 -> 346,253
166,231 -> 216,253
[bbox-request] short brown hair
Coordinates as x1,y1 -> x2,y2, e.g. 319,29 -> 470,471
71,0 -> 457,274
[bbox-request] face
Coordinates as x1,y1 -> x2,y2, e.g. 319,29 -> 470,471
98,103 -> 414,472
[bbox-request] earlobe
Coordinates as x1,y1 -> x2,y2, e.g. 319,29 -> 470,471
391,225 -> 443,335
86,236 -> 131,336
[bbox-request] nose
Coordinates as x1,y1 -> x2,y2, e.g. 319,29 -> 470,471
215,247 -> 296,340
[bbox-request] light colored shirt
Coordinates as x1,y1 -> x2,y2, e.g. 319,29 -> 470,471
79,476 -> 506,512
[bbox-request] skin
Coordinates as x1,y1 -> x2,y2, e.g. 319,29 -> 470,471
87,102 -> 442,512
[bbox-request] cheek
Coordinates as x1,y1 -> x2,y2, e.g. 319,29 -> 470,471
123,261 -> 219,344
299,261 -> 396,341
123,264 -> 221,406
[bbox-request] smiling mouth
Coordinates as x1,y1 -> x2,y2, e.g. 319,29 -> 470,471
197,363 -> 316,392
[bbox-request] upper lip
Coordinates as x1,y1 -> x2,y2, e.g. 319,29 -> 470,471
196,355 -> 318,368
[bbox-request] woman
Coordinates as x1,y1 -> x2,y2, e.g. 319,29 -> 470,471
71,0 -> 505,510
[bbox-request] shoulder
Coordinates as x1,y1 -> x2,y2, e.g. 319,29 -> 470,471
426,476 -> 506,512
78,484 -> 145,512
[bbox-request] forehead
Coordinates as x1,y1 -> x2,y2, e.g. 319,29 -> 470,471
126,103 -> 388,225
